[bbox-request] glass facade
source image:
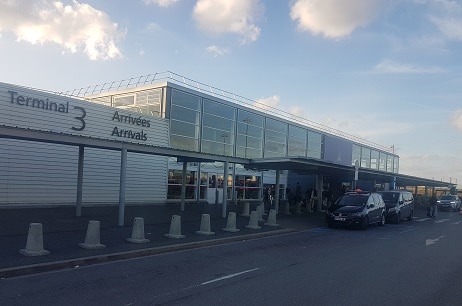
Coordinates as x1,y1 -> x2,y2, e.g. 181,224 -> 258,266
89,83 -> 401,204
352,145 -> 398,173
237,110 -> 264,158
307,131 -> 323,159
170,90 -> 201,151
165,87 -> 400,202
288,125 -> 307,157
264,118 -> 287,158
201,99 -> 235,156
168,88 -> 325,161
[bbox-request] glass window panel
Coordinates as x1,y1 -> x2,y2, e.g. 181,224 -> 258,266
361,147 -> 371,168
238,110 -> 263,127
204,99 -> 235,119
203,113 -> 234,131
370,150 -> 379,170
170,120 -> 199,138
379,152 -> 387,171
394,157 -> 399,173
238,122 -> 263,138
237,132 -> 262,149
266,131 -> 286,143
266,118 -> 287,133
264,141 -> 286,155
135,105 -> 160,117
288,146 -> 306,157
202,127 -> 233,144
307,149 -> 321,159
171,89 -> 200,110
352,144 -> 361,165
113,95 -> 135,107
308,131 -> 322,143
387,155 -> 393,172
171,105 -> 199,124
289,125 -> 306,139
289,136 -> 306,148
236,146 -> 263,158
89,96 -> 111,107
170,135 -> 198,151
201,140 -> 232,156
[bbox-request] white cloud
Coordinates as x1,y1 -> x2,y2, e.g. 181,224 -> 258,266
144,0 -> 179,7
415,0 -> 462,41
374,59 -> 446,74
0,0 -> 124,60
430,16 -> 462,40
289,0 -> 382,39
254,95 -> 280,110
399,153 -> 462,183
193,0 -> 263,44
452,109 -> 462,130
206,45 -> 229,57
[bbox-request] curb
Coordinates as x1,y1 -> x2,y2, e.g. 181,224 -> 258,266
0,228 -> 295,279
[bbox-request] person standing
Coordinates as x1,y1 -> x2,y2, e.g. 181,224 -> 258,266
429,193 -> 437,218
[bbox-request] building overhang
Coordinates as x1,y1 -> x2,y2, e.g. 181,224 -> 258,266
246,156 -> 453,188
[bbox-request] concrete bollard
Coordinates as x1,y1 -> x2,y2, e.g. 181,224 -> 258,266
260,202 -> 267,215
196,214 -> 215,235
245,211 -> 261,229
241,202 -> 250,217
126,217 -> 150,244
256,205 -> 265,222
164,215 -> 185,239
264,209 -> 279,227
295,201 -> 301,215
79,220 -> 106,250
222,212 -> 240,232
18,223 -> 50,256
284,201 -> 291,215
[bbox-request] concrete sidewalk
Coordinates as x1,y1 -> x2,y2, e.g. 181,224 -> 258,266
0,203 -> 327,278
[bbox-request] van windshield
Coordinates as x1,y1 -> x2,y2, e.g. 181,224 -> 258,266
440,195 -> 457,201
336,195 -> 368,206
379,192 -> 399,203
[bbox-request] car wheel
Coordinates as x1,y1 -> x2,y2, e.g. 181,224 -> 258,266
395,212 -> 401,224
361,216 -> 368,230
407,210 -> 413,221
379,213 -> 386,226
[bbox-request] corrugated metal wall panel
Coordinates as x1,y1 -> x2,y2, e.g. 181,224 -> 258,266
0,139 -> 78,204
126,152 -> 167,203
0,139 -> 168,205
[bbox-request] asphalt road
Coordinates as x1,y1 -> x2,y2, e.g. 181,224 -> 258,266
2,211 -> 462,306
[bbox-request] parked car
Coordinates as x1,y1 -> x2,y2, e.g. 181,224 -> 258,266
437,194 -> 461,212
326,190 -> 386,229
377,190 -> 414,224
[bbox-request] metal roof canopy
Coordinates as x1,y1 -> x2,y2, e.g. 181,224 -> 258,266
245,157 -> 453,188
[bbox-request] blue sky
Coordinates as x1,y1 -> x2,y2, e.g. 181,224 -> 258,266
1,0 -> 462,186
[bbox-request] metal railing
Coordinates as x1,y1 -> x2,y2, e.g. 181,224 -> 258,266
60,71 -> 394,153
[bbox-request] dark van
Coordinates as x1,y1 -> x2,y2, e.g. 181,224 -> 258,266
377,190 -> 414,224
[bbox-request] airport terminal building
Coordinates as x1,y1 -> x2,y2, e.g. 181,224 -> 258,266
0,73 -> 450,215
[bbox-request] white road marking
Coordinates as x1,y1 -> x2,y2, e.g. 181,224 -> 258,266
435,218 -> 450,223
451,220 -> 462,224
201,268 -> 260,285
400,227 -> 416,233
426,235 -> 445,246
415,218 -> 431,222
154,268 -> 260,300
